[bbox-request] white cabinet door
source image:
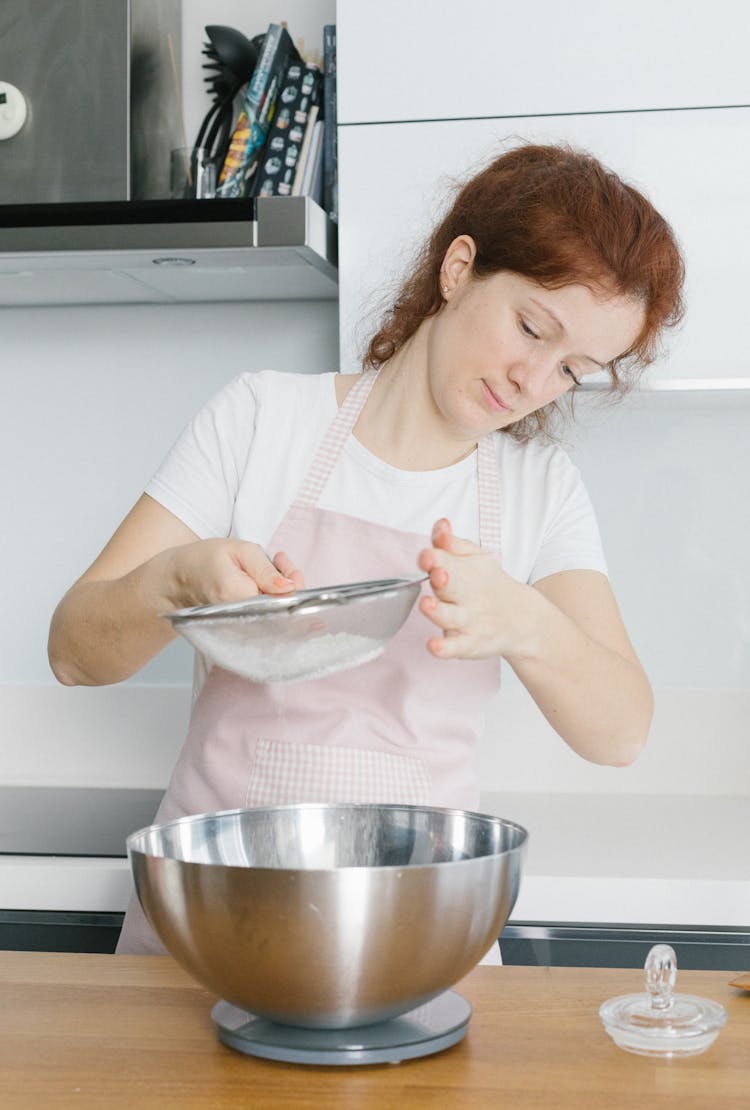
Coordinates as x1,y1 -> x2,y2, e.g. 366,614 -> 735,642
338,0 -> 750,124
338,108 -> 750,383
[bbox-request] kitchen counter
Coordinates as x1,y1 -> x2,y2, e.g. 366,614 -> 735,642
0,952 -> 746,1108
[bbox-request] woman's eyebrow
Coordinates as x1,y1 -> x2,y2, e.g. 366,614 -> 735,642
528,297 -> 606,369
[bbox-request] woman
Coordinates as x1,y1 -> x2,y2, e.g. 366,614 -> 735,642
48,143 -> 685,954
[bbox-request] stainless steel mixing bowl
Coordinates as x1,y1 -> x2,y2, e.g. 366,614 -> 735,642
127,803 -> 527,1029
165,576 -> 425,682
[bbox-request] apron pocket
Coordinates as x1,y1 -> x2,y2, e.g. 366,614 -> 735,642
245,739 -> 431,807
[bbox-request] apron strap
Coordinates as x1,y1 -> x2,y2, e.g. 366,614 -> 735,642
294,370 -> 378,508
477,433 -> 502,558
294,368 -> 502,561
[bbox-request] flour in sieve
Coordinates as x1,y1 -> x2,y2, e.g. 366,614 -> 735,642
213,630 -> 385,683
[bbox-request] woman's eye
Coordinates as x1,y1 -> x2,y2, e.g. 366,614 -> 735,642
520,318 -> 539,339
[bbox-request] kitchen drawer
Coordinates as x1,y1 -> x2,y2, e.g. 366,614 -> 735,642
0,910 -> 124,954
501,922 -> 750,971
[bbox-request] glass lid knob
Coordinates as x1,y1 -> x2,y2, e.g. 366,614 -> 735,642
644,943 -> 677,1010
599,944 -> 727,1058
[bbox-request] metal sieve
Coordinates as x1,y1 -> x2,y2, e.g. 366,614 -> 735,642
165,575 -> 427,683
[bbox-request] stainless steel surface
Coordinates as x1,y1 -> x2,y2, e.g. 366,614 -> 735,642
257,194 -> 339,270
167,577 -> 426,620
128,804 -> 527,1029
0,197 -> 338,306
0,0 -> 181,204
130,0 -> 184,201
166,575 -> 426,682
0,787 -> 162,857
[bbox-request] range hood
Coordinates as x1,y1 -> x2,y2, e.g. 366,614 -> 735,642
0,196 -> 338,307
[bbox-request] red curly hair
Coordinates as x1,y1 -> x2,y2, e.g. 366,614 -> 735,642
364,143 -> 685,438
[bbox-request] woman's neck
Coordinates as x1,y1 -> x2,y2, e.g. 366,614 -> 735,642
350,333 -> 478,471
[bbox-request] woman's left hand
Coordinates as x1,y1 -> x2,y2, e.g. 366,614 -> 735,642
417,518 -> 530,660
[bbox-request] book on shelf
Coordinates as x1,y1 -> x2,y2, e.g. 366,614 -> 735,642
290,68 -> 322,196
217,23 -> 301,198
291,104 -> 318,196
300,119 -> 324,205
252,62 -> 321,198
322,24 -> 338,221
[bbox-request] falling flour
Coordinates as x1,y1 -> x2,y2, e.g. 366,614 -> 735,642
196,627 -> 385,683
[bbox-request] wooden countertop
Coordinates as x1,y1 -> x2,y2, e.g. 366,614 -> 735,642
0,952 -> 747,1108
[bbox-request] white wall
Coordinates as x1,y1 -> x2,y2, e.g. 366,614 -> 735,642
0,296 -> 338,786
0,299 -> 338,685
476,391 -> 750,798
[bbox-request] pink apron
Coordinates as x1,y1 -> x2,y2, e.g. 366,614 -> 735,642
117,370 -> 503,954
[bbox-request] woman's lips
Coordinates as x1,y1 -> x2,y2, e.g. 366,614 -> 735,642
481,379 -> 510,413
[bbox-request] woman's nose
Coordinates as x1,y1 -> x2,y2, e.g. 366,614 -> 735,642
507,350 -> 552,399
505,350 -> 548,399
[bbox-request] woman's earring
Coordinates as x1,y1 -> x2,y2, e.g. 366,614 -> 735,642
442,285 -> 449,294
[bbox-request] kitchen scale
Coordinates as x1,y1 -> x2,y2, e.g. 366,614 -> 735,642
212,989 -> 472,1065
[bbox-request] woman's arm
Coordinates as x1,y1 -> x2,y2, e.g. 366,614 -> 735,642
418,519 -> 652,766
48,493 -> 304,687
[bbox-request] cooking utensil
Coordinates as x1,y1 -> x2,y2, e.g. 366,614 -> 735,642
193,25 -> 263,174
165,575 -> 427,682
729,972 -> 750,991
127,803 -> 527,1030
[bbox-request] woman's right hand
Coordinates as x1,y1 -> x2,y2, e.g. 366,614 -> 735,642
157,538 -> 305,611
48,494 -> 306,686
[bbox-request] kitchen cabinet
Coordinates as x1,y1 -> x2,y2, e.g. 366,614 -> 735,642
0,954 -> 747,1107
337,107 -> 750,384
0,785 -> 162,952
483,791 -> 750,972
338,0 -> 750,124
336,0 -> 750,385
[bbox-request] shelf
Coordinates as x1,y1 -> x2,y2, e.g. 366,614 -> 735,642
581,378 -> 750,393
0,196 -> 338,306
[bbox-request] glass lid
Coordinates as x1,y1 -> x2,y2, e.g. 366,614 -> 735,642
599,944 -> 727,1058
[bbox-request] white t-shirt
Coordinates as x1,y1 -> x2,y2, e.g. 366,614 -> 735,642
146,370 -> 607,585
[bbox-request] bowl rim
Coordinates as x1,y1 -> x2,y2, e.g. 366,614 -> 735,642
164,575 -> 426,624
126,801 -> 529,872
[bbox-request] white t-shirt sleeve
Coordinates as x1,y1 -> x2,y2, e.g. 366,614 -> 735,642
145,373 -> 258,539
528,447 -> 608,584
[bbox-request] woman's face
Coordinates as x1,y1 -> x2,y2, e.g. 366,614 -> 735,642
425,259 -> 645,437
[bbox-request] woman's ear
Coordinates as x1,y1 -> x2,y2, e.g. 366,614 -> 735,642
440,235 -> 477,296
